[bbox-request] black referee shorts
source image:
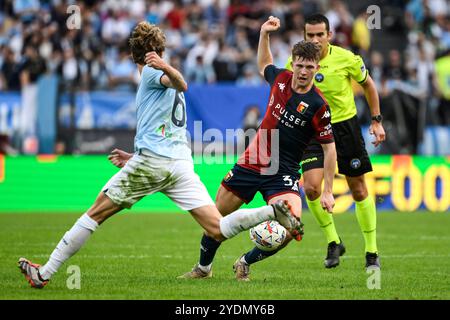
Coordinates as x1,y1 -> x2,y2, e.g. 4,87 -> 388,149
301,115 -> 373,177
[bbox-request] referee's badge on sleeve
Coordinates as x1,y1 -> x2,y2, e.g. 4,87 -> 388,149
315,73 -> 324,82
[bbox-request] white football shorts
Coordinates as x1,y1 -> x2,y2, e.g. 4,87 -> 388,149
102,150 -> 214,210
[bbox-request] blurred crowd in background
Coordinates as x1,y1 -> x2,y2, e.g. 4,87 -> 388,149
0,0 -> 449,155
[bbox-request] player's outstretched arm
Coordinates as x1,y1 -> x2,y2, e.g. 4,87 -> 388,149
257,16 -> 281,77
360,75 -> 386,147
108,148 -> 133,168
320,142 -> 336,213
144,52 -> 187,92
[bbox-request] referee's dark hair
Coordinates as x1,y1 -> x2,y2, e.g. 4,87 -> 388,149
304,13 -> 330,32
292,41 -> 321,63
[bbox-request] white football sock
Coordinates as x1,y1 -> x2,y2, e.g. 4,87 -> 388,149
39,213 -> 98,280
198,263 -> 212,273
219,205 -> 274,239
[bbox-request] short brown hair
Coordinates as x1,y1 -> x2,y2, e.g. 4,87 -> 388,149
129,22 -> 166,65
291,41 -> 320,63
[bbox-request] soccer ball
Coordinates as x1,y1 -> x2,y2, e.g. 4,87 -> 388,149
250,220 -> 287,251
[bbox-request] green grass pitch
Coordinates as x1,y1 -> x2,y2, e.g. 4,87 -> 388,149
1,211 -> 449,300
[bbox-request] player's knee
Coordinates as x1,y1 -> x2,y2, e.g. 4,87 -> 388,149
205,230 -> 222,242
206,225 -> 225,242
88,208 -> 117,224
215,200 -> 228,216
87,211 -> 106,224
350,186 -> 368,201
211,230 -> 225,242
304,184 -> 321,201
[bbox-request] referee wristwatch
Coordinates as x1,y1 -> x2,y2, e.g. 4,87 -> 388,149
371,114 -> 383,123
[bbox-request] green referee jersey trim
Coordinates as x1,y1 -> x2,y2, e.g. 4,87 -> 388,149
285,44 -> 369,123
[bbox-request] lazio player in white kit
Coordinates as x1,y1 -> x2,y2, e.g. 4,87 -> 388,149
17,22 -> 302,289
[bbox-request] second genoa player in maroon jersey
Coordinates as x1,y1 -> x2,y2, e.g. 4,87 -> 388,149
237,64 -> 334,175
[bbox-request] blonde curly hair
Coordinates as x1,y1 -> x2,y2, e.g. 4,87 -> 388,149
129,22 -> 166,65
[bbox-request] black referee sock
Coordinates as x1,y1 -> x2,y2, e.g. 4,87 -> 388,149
244,247 -> 278,265
199,234 -> 222,267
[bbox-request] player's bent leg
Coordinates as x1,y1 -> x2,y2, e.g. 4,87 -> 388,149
178,204 -> 222,279
215,184 -> 246,216
189,205 -> 225,241
304,171 -> 343,251
189,202 -> 293,241
183,201 -> 288,280
345,174 -> 368,202
19,153 -> 162,288
303,168 -> 324,201
233,194 -> 302,281
214,169 -> 302,236
164,164 -> 244,279
86,191 -> 125,224
346,175 -> 380,269
269,193 -> 303,239
303,168 -> 344,268
19,192 -> 124,288
179,186 -> 246,279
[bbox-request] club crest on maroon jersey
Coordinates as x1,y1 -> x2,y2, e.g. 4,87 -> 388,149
297,101 -> 309,114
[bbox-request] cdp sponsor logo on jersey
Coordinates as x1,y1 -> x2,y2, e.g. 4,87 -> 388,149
319,123 -> 332,137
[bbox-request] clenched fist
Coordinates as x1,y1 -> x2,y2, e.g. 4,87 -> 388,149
261,16 -> 281,34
